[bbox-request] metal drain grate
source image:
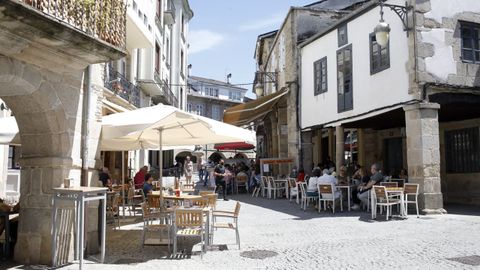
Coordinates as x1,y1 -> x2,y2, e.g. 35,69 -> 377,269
240,250 -> 278,260
448,255 -> 480,266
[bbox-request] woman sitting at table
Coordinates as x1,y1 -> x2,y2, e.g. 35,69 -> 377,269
142,173 -> 154,196
337,165 -> 348,185
306,169 -> 322,196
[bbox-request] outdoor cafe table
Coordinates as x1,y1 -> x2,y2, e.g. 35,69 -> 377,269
150,191 -> 201,205
370,187 -> 406,219
51,187 -> 108,270
336,184 -> 356,211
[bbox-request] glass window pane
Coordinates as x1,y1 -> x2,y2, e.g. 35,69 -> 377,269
462,27 -> 472,38
463,49 -> 474,61
475,51 -> 480,62
463,38 -> 473,49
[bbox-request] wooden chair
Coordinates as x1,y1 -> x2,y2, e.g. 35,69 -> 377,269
299,182 -> 318,211
404,183 -> 419,218
192,198 -> 209,208
106,193 -> 121,229
235,173 -> 249,194
372,185 -> 402,220
380,182 -> 398,188
199,190 -> 215,196
288,178 -> 299,204
140,202 -> 171,248
173,209 -> 205,257
212,202 -> 241,249
147,194 -> 161,211
127,187 -> 144,216
390,178 -> 406,188
318,184 -> 343,213
202,193 -> 217,209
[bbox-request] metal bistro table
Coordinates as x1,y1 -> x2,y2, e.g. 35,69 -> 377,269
51,187 -> 108,269
337,184 -> 356,211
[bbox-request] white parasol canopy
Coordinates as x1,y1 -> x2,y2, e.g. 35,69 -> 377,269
101,104 -> 256,151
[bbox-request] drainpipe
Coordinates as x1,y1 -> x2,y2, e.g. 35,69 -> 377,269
81,65 -> 92,187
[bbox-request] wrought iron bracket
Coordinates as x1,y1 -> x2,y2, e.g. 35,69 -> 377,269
381,1 -> 413,32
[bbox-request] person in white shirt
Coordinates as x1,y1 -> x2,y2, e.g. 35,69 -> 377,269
306,169 -> 322,196
317,169 -> 341,199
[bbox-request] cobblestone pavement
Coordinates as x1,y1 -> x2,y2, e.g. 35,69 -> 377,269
6,184 -> 480,270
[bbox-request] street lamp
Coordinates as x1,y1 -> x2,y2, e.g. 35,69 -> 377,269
254,71 -> 277,97
374,0 -> 413,48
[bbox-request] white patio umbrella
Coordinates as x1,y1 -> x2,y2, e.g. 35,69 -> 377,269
101,104 -> 256,208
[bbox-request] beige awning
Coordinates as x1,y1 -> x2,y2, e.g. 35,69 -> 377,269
223,88 -> 289,126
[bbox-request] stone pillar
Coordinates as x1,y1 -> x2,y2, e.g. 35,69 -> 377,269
313,128 -> 322,166
357,128 -> 365,167
269,113 -> 279,158
328,128 -> 335,161
335,125 -> 345,172
404,103 -> 445,214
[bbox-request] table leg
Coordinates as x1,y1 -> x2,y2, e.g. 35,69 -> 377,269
347,187 -> 351,211
101,195 -> 106,263
5,213 -> 10,259
51,195 -> 58,266
79,197 -> 84,270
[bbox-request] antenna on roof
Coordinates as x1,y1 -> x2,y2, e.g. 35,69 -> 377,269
226,73 -> 232,84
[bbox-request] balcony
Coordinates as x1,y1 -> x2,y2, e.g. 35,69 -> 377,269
0,0 -> 126,71
104,65 -> 141,108
151,73 -> 178,107
164,0 -> 176,25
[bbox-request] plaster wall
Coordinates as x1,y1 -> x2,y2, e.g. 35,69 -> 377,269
301,1 -> 412,129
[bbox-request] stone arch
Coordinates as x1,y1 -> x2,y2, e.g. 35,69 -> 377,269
175,151 -> 196,164
209,152 -> 226,163
0,55 -> 87,264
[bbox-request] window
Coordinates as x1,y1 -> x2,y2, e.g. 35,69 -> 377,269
370,33 -> 390,74
212,105 -> 222,121
461,21 -> 480,63
166,37 -> 170,65
314,57 -> 327,95
337,45 -> 353,112
195,104 -> 204,116
181,13 -> 185,36
144,14 -> 148,26
156,0 -> 162,17
445,127 -> 480,173
229,91 -> 241,101
187,103 -> 192,113
205,87 -> 219,97
180,50 -> 185,76
338,25 -> 348,47
8,146 -> 14,169
133,1 -> 137,11
155,43 -> 160,73
138,10 -> 142,19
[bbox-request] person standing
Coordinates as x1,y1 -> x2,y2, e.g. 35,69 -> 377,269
134,165 -> 148,189
184,156 -> 194,185
214,159 -> 228,201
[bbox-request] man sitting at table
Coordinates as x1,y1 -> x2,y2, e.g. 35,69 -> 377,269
317,169 -> 341,199
142,173 -> 154,196
351,163 -> 383,210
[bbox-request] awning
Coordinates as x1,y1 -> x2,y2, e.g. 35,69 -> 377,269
223,88 -> 289,126
102,99 -> 129,113
214,142 -> 255,151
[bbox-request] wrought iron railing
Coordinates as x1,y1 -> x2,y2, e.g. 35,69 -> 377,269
105,65 -> 140,107
19,0 -> 126,49
153,72 -> 178,107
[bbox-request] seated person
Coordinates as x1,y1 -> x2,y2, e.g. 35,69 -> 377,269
142,173 -> 154,196
351,163 -> 384,210
352,164 -> 362,181
399,168 -> 408,180
317,169 -> 341,199
337,165 -> 348,185
306,169 -> 321,196
297,168 -> 306,182
99,167 -> 112,188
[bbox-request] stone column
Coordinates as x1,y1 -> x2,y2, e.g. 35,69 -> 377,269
336,125 -> 345,172
404,103 -> 445,214
357,128 -> 365,167
328,128 -> 335,161
313,128 -> 322,166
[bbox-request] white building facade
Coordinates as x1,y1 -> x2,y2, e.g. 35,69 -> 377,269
300,0 -> 480,211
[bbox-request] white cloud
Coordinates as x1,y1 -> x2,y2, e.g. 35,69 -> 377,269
189,30 -> 225,54
238,13 -> 284,32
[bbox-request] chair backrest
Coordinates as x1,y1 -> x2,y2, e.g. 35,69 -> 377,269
175,209 -> 203,227
390,178 -> 406,188
404,183 -> 419,195
127,187 -> 134,200
192,198 -> 209,208
203,193 -> 217,208
233,202 -> 241,217
236,174 -> 248,183
380,182 -> 398,188
261,176 -> 268,187
373,185 -> 387,199
147,194 -> 161,209
299,182 -> 307,196
304,175 -> 310,184
288,178 -> 297,188
318,184 -> 334,195
140,202 -> 150,218
199,190 -> 214,196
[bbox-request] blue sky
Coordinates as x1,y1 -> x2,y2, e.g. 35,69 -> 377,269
188,0 -> 314,98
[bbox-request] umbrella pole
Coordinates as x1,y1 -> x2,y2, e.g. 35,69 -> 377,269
158,128 -> 163,208
122,151 -> 125,219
